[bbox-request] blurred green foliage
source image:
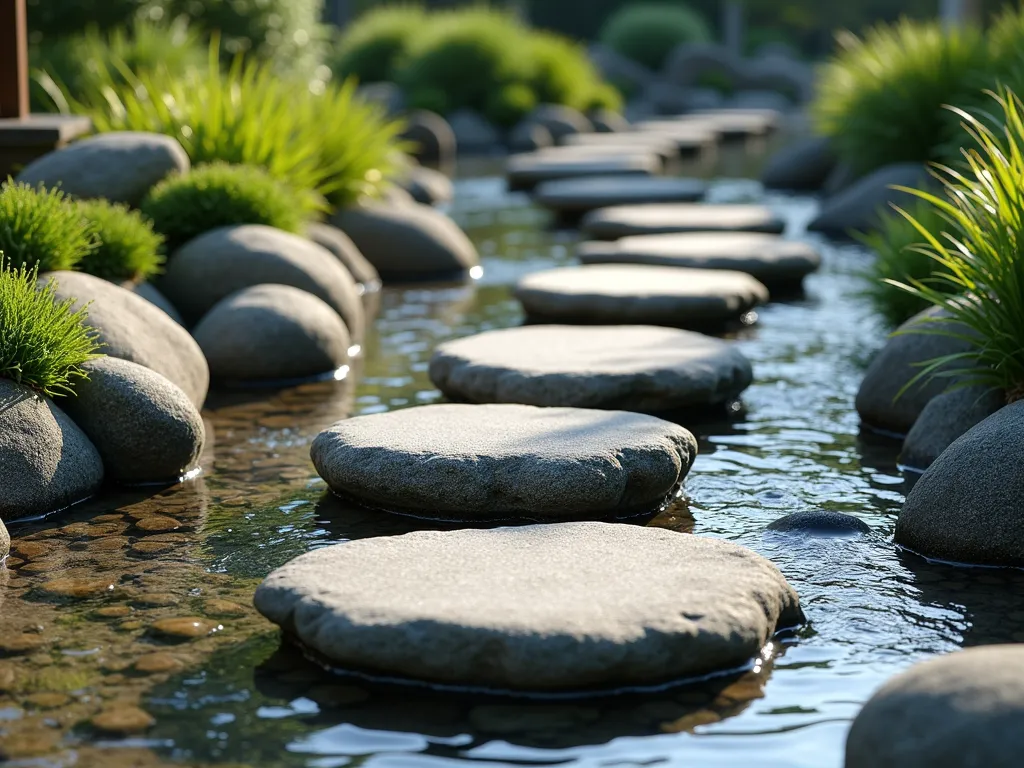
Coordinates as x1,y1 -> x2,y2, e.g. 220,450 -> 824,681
598,3 -> 711,71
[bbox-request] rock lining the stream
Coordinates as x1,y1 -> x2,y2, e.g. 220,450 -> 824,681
0,518 -> 9,560
534,176 -> 706,217
900,386 -> 1005,471
582,204 -> 785,240
253,522 -> 805,691
311,404 -> 697,521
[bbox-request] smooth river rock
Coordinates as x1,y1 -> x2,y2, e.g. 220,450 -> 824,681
429,325 -> 752,413
524,104 -> 593,143
766,511 -> 871,537
534,176 -> 707,219
160,225 -> 365,339
254,522 -> 805,691
515,264 -> 768,330
900,385 -> 1005,472
305,222 -> 381,290
0,379 -> 104,521
808,163 -> 931,237
761,136 -> 837,192
897,400 -> 1024,567
311,404 -> 697,521
578,232 -> 820,291
0,518 -> 8,560
193,285 -> 351,383
846,646 -> 1024,768
506,150 -> 660,192
43,271 -> 209,410
582,204 -> 785,240
60,357 -> 204,485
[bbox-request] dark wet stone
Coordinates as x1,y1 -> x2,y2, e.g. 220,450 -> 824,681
766,511 -> 870,537
900,386 -> 1005,471
761,136 -> 836,192
305,222 -> 381,289
808,163 -> 931,236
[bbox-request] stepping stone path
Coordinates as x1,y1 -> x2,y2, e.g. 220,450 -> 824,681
515,265 -> 768,329
429,325 -> 752,413
562,133 -> 682,164
582,204 -> 786,240
578,232 -> 820,291
311,404 -> 697,521
506,150 -> 660,192
631,121 -> 719,154
254,522 -> 805,692
534,176 -> 707,219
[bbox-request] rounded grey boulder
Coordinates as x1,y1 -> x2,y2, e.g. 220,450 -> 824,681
330,202 -> 480,282
766,511 -> 870,537
589,109 -> 630,133
429,325 -> 752,412
399,110 -> 456,171
160,225 -> 364,340
130,282 -> 185,325
398,166 -> 454,207
901,386 -> 1005,471
193,284 -> 351,383
43,271 -> 209,410
582,204 -> 785,240
524,104 -> 593,143
509,120 -> 554,152
17,131 -> 189,206
578,232 -> 820,291
0,379 -> 104,521
761,136 -> 837,192
809,163 -> 931,236
846,646 -> 1024,768
305,222 -> 381,290
534,176 -> 707,218
254,522 -> 804,691
515,264 -> 768,329
311,404 -> 698,521
60,357 -> 204,485
897,400 -> 1024,567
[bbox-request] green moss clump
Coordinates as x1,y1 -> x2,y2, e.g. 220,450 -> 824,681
328,6 -> 426,83
140,163 -> 305,253
598,3 -> 711,71
75,199 -> 164,283
0,181 -> 96,273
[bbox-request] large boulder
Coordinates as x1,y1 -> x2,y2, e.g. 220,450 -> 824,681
130,282 -> 185,325
43,271 -> 209,410
897,400 -> 1024,567
447,109 -> 502,154
808,163 -> 932,236
399,110 -> 456,172
305,222 -> 381,290
761,137 -> 837,192
524,104 -> 593,143
159,225 -> 364,340
254,522 -> 805,692
330,202 -> 479,282
855,307 -> 976,436
17,132 -> 189,206
900,386 -> 1005,471
0,379 -> 104,521
59,357 -> 204,485
397,166 -> 454,207
193,285 -> 351,383
846,646 -> 1024,768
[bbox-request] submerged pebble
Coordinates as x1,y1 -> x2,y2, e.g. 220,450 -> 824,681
151,617 -> 221,640
766,511 -> 870,537
91,705 -> 156,734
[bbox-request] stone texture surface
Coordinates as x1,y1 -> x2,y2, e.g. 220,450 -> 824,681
331,202 -> 479,282
855,307 -> 976,436
509,121 -> 554,152
193,284 -> 351,382
17,131 -> 189,206
515,265 -> 768,329
0,379 -> 104,521
562,132 -> 680,165
254,522 -> 805,691
578,232 -> 819,290
808,163 -> 931,236
305,222 -> 381,289
398,166 -> 454,206
766,511 -> 871,537
589,109 -> 630,133
311,404 -> 697,520
0,517 -> 8,560
130,282 -> 184,325
524,104 -> 593,143
160,225 -> 364,340
43,271 -> 209,410
60,357 -> 204,485
897,400 -> 1024,567
399,110 -> 456,171
534,176 -> 706,216
846,646 -> 1024,768
507,151 -> 660,192
429,325 -> 752,412
901,386 -> 1005,472
761,137 -> 836,192
582,204 -> 785,240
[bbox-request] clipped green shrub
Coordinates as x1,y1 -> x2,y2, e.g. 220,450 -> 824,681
888,89 -> 1024,401
0,182 -> 96,273
0,256 -> 102,397
75,200 -> 165,282
140,163 -> 304,253
329,5 -> 426,83
598,3 -> 711,72
812,19 -> 988,176
529,31 -> 622,114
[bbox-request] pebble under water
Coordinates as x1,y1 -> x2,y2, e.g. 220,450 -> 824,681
4,145 -> 1024,768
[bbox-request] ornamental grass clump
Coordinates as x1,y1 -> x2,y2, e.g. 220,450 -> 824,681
75,199 -> 164,282
0,182 -> 96,273
140,163 -> 305,253
0,256 -> 101,397
598,2 -> 711,71
888,89 -> 1024,403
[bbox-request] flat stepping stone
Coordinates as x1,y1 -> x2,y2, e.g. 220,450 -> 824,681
515,264 -> 768,329
534,176 -> 707,218
430,325 -> 752,412
506,150 -> 660,192
311,404 -> 697,521
632,121 -> 720,153
578,232 -> 819,290
254,522 -> 805,692
562,132 -> 682,163
582,204 -> 785,240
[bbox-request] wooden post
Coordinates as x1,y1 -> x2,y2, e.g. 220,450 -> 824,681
0,0 -> 29,119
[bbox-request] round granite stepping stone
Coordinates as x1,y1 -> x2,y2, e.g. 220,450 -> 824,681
515,265 -> 768,329
254,522 -> 805,692
506,150 -> 660,192
582,204 -> 785,241
534,176 -> 707,219
430,325 -> 752,413
577,233 -> 819,291
311,404 -> 697,521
